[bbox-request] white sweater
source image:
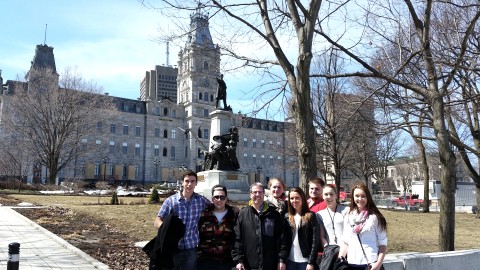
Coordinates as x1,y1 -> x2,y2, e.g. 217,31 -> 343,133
342,212 -> 388,265
317,205 -> 349,245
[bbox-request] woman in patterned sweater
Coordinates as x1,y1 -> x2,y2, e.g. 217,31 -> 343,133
197,184 -> 237,270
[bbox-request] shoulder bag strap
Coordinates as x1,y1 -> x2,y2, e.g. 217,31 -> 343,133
357,234 -> 370,266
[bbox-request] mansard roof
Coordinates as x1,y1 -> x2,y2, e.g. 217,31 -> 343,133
186,4 -> 215,49
30,44 -> 57,73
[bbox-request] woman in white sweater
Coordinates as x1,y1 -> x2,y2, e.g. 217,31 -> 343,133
338,183 -> 387,270
317,184 -> 349,247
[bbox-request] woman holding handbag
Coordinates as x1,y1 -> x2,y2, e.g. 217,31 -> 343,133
285,187 -> 321,270
338,183 -> 387,270
317,185 -> 349,270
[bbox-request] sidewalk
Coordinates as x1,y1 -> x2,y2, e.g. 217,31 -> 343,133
0,206 -> 109,269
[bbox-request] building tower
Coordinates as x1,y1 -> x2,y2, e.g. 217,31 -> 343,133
25,44 -> 59,88
176,4 -> 223,171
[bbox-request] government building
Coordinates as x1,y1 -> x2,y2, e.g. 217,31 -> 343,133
0,8 -> 293,187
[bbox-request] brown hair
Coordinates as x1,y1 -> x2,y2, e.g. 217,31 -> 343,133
309,177 -> 325,187
349,182 -> 387,231
181,170 -> 197,182
268,178 -> 286,190
287,187 -> 312,229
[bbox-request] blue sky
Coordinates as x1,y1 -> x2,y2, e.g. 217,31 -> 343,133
1,0 -> 166,100
0,0 -> 289,120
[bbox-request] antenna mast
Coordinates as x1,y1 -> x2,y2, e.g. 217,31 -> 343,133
44,24 -> 48,45
166,41 -> 170,67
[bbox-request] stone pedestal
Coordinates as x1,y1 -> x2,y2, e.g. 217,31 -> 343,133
209,109 -> 234,148
195,170 -> 250,201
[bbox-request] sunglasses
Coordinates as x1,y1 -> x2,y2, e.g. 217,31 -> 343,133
212,195 -> 226,201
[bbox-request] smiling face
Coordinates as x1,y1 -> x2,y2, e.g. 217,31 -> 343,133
270,180 -> 284,199
289,191 -> 302,212
309,182 -> 323,199
323,186 -> 337,207
250,185 -> 265,209
212,189 -> 227,211
353,188 -> 368,211
182,175 -> 197,198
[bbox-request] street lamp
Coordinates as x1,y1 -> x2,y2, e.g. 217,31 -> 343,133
256,166 -> 262,184
153,159 -> 160,184
102,156 -> 108,182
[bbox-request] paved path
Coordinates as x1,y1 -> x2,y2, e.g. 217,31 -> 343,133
0,206 -> 109,269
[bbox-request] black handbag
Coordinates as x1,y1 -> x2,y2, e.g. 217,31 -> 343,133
332,257 -> 350,270
319,245 -> 340,270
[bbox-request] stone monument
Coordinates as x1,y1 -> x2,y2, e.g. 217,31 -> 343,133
195,78 -> 250,201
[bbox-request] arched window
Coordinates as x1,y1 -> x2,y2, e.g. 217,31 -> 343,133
163,147 -> 168,157
204,92 -> 208,101
163,129 -> 168,138
163,107 -> 168,116
199,92 -> 203,100
198,128 -> 202,138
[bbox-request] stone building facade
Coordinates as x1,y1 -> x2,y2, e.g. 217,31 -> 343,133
0,8 -> 291,187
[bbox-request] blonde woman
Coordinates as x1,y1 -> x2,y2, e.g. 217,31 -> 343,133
317,184 -> 349,247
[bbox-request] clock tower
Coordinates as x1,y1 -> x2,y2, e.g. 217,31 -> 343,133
177,4 -> 223,171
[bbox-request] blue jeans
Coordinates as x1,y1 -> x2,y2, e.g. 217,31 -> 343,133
167,248 -> 197,270
287,260 -> 308,270
197,258 -> 234,270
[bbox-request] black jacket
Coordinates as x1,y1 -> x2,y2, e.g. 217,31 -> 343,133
232,203 -> 289,270
284,211 -> 321,265
143,214 -> 185,270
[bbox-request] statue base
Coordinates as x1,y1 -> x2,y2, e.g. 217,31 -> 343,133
195,170 -> 250,201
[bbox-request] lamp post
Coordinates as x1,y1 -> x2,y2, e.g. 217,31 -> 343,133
256,166 -> 262,184
153,159 -> 160,184
102,156 -> 108,182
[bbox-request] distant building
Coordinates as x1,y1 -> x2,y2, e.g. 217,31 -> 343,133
140,65 -> 178,102
385,154 -> 472,194
0,7 -> 291,186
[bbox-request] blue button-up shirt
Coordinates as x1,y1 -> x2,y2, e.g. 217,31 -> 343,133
158,192 -> 210,249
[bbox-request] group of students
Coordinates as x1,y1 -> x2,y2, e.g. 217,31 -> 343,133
152,171 -> 387,270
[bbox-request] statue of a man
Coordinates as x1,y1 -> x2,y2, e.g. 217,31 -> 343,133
215,74 -> 228,109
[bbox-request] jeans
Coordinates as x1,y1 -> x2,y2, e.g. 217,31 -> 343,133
197,258 -> 234,270
287,260 -> 308,270
165,248 -> 197,270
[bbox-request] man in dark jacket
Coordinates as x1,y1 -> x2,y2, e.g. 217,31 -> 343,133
232,182 -> 289,270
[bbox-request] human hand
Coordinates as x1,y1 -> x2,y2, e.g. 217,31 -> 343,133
306,263 -> 315,270
236,263 -> 245,270
277,262 -> 286,270
369,262 -> 382,270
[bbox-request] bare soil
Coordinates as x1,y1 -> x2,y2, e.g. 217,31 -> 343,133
1,194 -> 149,270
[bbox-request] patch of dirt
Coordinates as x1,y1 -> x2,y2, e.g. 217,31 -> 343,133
1,195 -> 149,269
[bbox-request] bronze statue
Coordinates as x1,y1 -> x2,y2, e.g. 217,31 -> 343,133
216,74 -> 231,110
203,127 -> 239,171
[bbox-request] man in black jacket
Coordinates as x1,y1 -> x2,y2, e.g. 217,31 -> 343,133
232,182 -> 289,270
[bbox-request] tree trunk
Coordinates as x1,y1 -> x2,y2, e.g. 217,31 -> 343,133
292,51 -> 317,190
476,184 -> 480,219
431,95 -> 456,251
417,142 -> 430,212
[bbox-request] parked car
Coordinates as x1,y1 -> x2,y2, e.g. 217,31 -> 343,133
390,194 -> 428,207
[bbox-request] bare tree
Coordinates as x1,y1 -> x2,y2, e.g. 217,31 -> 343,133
2,68 -> 117,185
141,0 -> 337,187
141,0 -> 479,250
315,0 -> 480,251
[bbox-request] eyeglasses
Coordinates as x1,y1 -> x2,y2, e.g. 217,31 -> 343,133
212,195 -> 226,201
